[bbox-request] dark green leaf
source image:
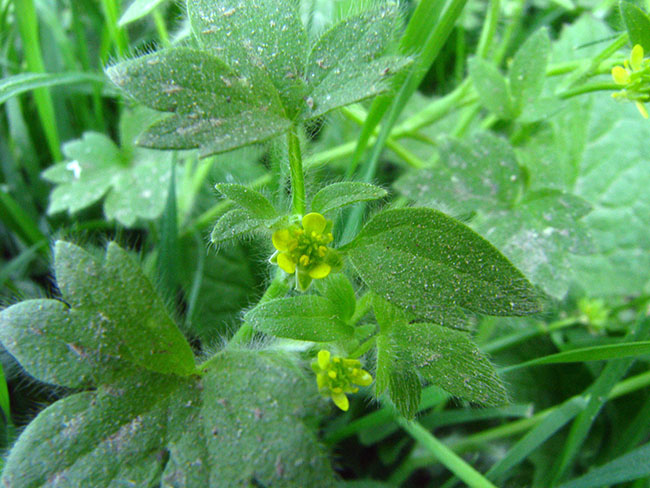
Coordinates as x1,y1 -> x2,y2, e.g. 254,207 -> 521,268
210,208 -> 265,244
468,57 -> 513,119
107,48 -> 290,156
53,241 -> 196,377
509,28 -> 551,114
311,182 -> 387,215
215,183 -> 278,219
245,296 -> 354,342
620,1 -> 650,53
1,351 -> 336,487
303,6 -> 408,119
187,0 -> 308,116
344,208 -> 543,321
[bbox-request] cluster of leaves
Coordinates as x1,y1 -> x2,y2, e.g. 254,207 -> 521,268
1,0 -> 650,487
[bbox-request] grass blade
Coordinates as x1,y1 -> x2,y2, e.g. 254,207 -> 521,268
0,72 -> 108,105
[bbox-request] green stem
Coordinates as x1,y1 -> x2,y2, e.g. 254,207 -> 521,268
476,0 -> 500,59
481,317 -> 579,354
558,82 -> 620,99
395,418 -> 498,488
287,126 -> 306,215
224,272 -> 290,351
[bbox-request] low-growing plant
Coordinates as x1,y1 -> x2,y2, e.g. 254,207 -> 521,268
1,0 -> 650,486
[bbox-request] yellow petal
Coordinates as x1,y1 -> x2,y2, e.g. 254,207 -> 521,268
302,212 -> 327,234
631,44 -> 644,71
612,66 -> 631,85
331,391 -> 349,411
318,350 -> 330,369
277,253 -> 296,274
272,229 -> 293,252
636,101 -> 649,119
356,370 -> 373,387
309,263 -> 331,279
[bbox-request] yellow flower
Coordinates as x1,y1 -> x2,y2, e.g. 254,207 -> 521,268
271,212 -> 341,290
611,44 -> 650,119
311,350 -> 373,411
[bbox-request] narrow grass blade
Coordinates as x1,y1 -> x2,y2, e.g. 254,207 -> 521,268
119,0 -> 166,26
0,72 -> 108,105
557,442 -> 650,488
156,161 -> 179,301
0,190 -> 47,250
500,341 -> 650,373
486,396 -> 589,481
14,0 -> 62,160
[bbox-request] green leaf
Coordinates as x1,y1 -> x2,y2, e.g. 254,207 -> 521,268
473,191 -> 593,299
502,341 -> 650,373
119,0 -> 166,26
311,182 -> 387,215
509,28 -> 551,114
209,208 -> 265,245
556,441 -> 650,488
215,183 -> 278,219
468,57 -> 513,119
620,1 -> 650,53
245,296 -> 354,342
42,129 -> 174,227
315,274 -> 357,323
106,48 -> 291,156
1,351 -> 336,487
395,133 -> 523,214
0,72 -> 108,105
55,241 -> 196,376
302,6 -> 408,119
344,208 -> 543,321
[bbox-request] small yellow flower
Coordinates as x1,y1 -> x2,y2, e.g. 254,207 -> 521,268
611,44 -> 650,119
270,212 -> 341,290
311,350 -> 373,411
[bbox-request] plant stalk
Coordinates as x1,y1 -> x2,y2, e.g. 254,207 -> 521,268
287,126 -> 306,215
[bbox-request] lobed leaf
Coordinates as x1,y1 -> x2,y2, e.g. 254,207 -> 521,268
1,351 -> 336,487
303,6 -> 407,119
107,48 -> 290,156
245,295 -> 354,342
188,0 -> 309,117
311,182 -> 387,215
344,208 -> 544,321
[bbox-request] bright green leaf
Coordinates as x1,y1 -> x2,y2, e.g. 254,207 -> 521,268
0,72 -> 108,105
468,57 -> 513,119
620,1 -> 650,53
473,191 -> 593,299
395,133 -> 523,214
215,183 -> 278,219
509,28 -> 551,114
311,182 -> 387,215
245,295 -> 354,342
344,208 -> 544,321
